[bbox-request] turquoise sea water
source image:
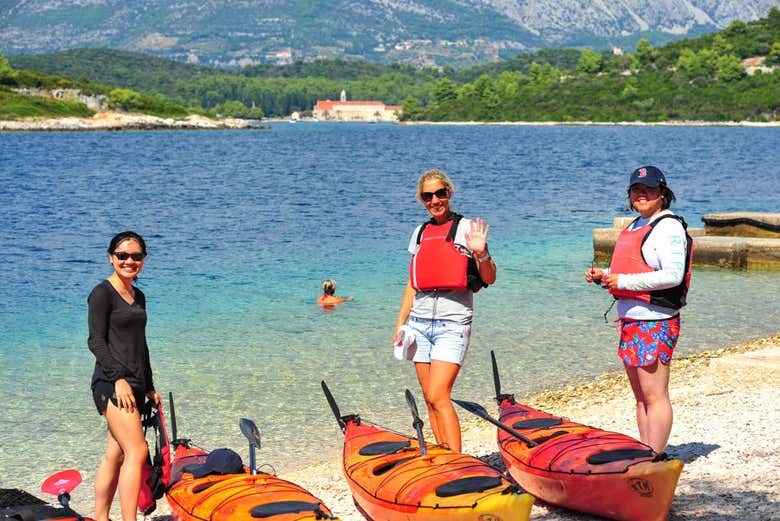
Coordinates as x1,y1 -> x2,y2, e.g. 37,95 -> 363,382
1,124 -> 779,499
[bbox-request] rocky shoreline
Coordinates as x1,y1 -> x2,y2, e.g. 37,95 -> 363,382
0,111 -> 266,131
135,333 -> 779,521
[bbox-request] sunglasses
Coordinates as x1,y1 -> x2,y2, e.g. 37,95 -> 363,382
114,252 -> 146,261
421,188 -> 449,202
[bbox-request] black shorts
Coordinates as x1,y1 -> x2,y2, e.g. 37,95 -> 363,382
92,380 -> 146,415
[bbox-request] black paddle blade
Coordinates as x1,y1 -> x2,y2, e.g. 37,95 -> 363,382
404,389 -> 427,456
321,381 -> 346,431
453,398 -> 490,419
452,399 -> 538,447
240,418 -> 261,448
168,391 -> 178,441
490,350 -> 501,398
405,389 -> 422,423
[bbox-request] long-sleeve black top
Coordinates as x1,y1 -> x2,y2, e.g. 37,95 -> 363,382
87,279 -> 154,393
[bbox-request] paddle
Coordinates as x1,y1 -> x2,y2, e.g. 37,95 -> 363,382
491,350 -> 502,398
321,380 -> 347,431
452,399 -> 538,447
41,469 -> 82,517
404,389 -> 427,456
169,391 -> 178,441
240,418 -> 262,475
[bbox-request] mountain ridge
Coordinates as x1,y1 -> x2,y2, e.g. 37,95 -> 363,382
2,1 -> 779,67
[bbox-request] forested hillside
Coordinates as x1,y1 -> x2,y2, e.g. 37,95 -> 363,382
0,54 -> 197,119
405,11 -> 780,122
3,10 -> 779,122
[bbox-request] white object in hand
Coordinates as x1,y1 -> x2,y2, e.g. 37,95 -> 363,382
394,325 -> 417,361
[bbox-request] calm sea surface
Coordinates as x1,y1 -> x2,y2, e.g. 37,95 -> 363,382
1,123 -> 779,500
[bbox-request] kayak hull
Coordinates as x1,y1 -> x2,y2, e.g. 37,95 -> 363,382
497,399 -> 682,521
343,419 -> 534,521
166,444 -> 338,521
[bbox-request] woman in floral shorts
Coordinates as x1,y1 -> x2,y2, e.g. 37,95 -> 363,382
586,166 -> 692,454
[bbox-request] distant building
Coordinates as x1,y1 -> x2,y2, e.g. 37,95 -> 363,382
270,48 -> 293,65
313,91 -> 401,122
14,88 -> 107,111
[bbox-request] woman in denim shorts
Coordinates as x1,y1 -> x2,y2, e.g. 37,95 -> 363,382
393,169 -> 497,452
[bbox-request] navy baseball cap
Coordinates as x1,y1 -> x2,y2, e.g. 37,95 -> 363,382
189,448 -> 243,478
629,166 -> 667,188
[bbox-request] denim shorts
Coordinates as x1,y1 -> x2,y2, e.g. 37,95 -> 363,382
408,316 -> 472,365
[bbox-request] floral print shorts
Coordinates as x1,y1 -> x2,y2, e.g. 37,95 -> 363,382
618,316 -> 681,367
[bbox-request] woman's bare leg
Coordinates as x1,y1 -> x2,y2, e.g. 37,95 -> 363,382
625,362 -> 672,452
415,360 -> 462,452
94,428 -> 122,521
103,402 -> 148,521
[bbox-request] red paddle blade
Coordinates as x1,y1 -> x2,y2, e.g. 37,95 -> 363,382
41,469 -> 82,496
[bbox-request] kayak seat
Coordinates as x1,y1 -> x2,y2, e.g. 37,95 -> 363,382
251,500 -> 323,518
435,476 -> 504,497
512,418 -> 563,429
359,440 -> 410,456
192,482 -> 218,494
533,430 -> 568,445
587,449 -> 654,465
373,457 -> 415,476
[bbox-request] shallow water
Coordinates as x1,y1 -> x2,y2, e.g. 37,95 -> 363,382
1,123 -> 779,498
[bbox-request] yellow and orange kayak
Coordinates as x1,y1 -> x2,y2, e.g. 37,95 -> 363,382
459,352 -> 683,521
323,382 -> 534,521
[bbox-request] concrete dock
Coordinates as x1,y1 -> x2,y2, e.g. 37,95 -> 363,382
593,212 -> 780,269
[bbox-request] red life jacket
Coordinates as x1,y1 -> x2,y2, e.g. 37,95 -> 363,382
609,214 -> 693,309
409,214 -> 488,292
410,215 -> 468,291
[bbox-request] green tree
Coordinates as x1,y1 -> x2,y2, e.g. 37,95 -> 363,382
715,55 -> 745,81
635,39 -> 658,67
433,78 -> 457,104
621,79 -> 639,100
0,53 -> 15,81
711,34 -> 734,55
108,88 -> 144,111
401,95 -> 422,120
676,49 -> 718,80
576,50 -> 603,74
768,42 -> 780,65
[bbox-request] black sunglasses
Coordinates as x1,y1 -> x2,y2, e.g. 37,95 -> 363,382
421,188 -> 449,202
114,252 -> 146,261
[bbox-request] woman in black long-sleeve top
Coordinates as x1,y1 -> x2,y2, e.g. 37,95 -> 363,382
88,231 -> 160,521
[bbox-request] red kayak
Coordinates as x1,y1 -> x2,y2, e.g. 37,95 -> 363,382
455,352 -> 683,521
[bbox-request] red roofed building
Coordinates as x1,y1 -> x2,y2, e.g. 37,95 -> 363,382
313,90 -> 402,122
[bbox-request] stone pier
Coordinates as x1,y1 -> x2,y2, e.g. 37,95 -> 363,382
593,212 -> 780,269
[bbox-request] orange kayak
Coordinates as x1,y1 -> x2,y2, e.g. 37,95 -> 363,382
323,382 -> 534,521
163,396 -> 338,521
166,443 -> 338,521
462,352 -> 683,521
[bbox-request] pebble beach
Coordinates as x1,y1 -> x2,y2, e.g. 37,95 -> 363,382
140,333 -> 779,521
